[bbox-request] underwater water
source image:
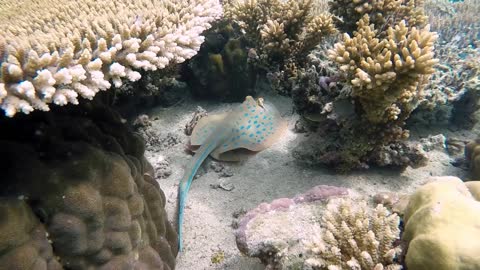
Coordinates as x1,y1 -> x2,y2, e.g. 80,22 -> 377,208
0,0 -> 479,269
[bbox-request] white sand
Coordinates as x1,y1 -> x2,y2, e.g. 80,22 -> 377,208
144,93 -> 469,270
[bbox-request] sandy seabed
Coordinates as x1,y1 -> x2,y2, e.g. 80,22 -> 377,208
142,93 -> 470,270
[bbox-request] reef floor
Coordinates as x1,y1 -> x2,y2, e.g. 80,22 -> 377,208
142,92 -> 472,270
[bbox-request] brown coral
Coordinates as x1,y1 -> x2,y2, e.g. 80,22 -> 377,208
328,14 -> 438,125
304,198 -> 403,270
329,0 -> 428,34
225,0 -> 337,70
0,96 -> 177,269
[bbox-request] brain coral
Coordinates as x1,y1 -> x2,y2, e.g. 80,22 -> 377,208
0,0 -> 222,117
0,98 -> 177,269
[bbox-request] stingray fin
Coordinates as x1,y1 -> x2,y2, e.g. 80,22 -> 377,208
190,112 -> 229,146
211,147 -> 257,161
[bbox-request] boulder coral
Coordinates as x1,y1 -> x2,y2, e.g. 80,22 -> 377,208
0,97 -> 177,269
402,176 -> 480,270
0,0 -> 222,117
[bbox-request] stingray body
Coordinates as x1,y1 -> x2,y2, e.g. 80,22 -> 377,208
177,96 -> 287,251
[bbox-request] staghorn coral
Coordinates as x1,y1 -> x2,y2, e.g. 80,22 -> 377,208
328,14 -> 438,125
0,0 -> 222,117
224,0 -> 336,77
304,198 -> 403,270
0,96 -> 177,269
329,0 -> 428,34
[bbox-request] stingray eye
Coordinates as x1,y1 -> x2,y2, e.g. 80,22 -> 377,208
256,97 -> 265,109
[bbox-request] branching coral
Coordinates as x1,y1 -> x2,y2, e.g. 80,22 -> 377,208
329,0 -> 428,34
328,14 -> 438,125
0,0 -> 222,117
224,0 -> 337,71
304,198 -> 402,270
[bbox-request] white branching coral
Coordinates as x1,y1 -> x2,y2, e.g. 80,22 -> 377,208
0,0 -> 222,117
304,198 -> 403,270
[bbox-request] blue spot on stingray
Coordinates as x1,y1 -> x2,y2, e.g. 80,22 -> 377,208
263,116 -> 267,119
254,120 -> 258,124
223,143 -> 228,147
241,132 -> 246,135
248,120 -> 252,123
247,125 -> 251,130
255,115 -> 259,119
256,131 -> 261,134
263,128 -> 266,131
236,135 -> 240,139
270,127 -> 273,130
249,134 -> 254,137
256,124 -> 261,128
251,109 -> 255,113
257,140 -> 261,143
240,125 -> 245,130
244,113 -> 249,117
261,136 -> 265,140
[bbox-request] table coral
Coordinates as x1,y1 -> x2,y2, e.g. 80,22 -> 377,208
402,176 -> 480,270
0,97 -> 177,269
0,0 -> 222,117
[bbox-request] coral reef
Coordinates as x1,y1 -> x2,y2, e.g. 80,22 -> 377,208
0,96 -> 177,269
290,0 -> 437,171
0,0 -> 221,117
234,185 -> 403,269
304,198 -> 402,270
409,0 -> 480,128
224,0 -> 337,95
329,0 -> 428,34
402,176 -> 480,270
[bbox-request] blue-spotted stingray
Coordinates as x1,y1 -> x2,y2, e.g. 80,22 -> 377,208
177,96 -> 287,251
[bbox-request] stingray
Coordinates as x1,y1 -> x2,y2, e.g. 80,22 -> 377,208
177,96 -> 287,251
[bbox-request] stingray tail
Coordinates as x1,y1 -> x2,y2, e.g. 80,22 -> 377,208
177,139 -> 219,252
